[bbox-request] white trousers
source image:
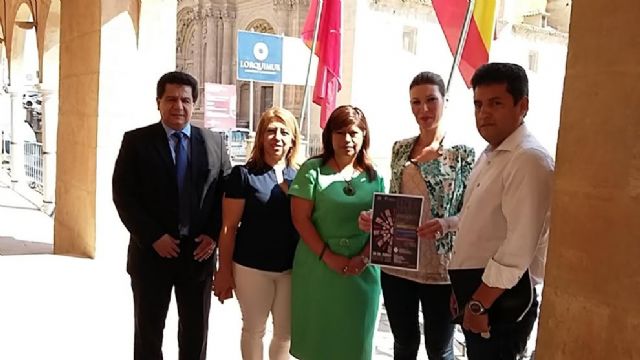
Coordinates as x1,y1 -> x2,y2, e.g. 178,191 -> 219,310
233,262 -> 292,360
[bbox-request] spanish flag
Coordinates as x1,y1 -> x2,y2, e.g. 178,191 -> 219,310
432,0 -> 497,87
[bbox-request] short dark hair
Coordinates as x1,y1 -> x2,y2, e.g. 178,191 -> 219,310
409,71 -> 446,97
471,63 -> 528,104
156,71 -> 199,102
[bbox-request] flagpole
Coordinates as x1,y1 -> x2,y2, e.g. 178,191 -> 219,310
279,32 -> 285,108
445,0 -> 476,97
300,0 -> 323,146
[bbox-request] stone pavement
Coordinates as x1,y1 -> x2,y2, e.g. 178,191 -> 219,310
0,173 -> 470,360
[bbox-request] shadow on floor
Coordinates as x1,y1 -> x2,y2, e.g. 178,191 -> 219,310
0,236 -> 53,255
0,203 -> 40,211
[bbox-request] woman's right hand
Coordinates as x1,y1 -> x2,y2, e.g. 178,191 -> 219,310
358,210 -> 373,233
212,268 -> 235,304
323,251 -> 352,276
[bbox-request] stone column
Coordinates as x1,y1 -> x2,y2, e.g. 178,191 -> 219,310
536,1 -> 640,359
204,7 -> 219,84
221,9 -> 235,85
193,7 -> 205,110
274,1 -> 295,113
54,0 -> 101,257
8,87 -> 25,186
273,1 -> 289,109
193,6 -> 204,83
230,19 -> 237,86
37,86 -> 58,212
54,0 -> 178,258
216,14 -> 224,84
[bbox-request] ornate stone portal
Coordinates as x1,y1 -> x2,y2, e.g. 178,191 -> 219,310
177,0 -> 310,129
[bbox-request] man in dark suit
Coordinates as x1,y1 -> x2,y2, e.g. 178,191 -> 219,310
112,71 -> 231,360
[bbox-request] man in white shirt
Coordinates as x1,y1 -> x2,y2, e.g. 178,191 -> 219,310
448,63 -> 555,359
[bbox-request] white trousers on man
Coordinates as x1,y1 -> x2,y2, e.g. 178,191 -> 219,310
233,262 -> 292,360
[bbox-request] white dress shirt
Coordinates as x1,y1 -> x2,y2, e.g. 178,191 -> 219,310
449,124 -> 554,289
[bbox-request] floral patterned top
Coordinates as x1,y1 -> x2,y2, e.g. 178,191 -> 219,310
384,137 -> 474,283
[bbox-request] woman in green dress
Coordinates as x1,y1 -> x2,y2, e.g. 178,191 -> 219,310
288,105 -> 385,360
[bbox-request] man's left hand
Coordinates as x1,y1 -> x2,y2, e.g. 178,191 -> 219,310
463,307 -> 490,335
194,234 -> 217,262
417,218 -> 445,240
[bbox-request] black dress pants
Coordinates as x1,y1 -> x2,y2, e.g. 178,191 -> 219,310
131,271 -> 212,360
381,271 -> 455,360
462,289 -> 539,360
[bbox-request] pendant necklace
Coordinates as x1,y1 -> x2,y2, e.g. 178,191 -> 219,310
343,177 -> 356,196
335,158 -> 357,196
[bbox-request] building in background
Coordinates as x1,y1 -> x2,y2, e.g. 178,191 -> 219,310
0,0 -> 571,213
177,0 -> 570,176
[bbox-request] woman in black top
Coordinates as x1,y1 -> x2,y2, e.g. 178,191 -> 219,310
213,106 -> 301,360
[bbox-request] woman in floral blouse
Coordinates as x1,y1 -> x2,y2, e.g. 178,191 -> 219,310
360,71 -> 474,360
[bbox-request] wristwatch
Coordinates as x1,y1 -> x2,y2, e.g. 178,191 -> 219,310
467,299 -> 488,316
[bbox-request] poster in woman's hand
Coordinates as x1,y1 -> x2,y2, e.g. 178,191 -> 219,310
369,193 -> 423,270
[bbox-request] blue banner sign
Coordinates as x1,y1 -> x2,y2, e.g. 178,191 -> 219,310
237,30 -> 283,83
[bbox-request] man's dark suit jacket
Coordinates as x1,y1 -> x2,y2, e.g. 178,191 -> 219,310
112,122 -> 231,280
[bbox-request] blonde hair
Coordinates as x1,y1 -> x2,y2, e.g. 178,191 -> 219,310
247,106 -> 301,170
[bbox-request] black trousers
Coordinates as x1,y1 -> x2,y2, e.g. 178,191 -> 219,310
381,271 -> 455,360
131,273 -> 212,360
463,289 -> 539,360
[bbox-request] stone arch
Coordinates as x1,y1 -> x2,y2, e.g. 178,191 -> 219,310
176,6 -> 197,74
41,0 -> 60,87
0,26 -> 7,86
0,15 -> 4,43
11,0 -> 36,30
100,1 -> 141,68
245,18 -> 276,34
10,2 -> 38,86
127,0 -> 141,45
101,0 -> 141,45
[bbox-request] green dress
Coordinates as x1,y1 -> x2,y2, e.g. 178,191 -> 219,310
288,158 -> 385,360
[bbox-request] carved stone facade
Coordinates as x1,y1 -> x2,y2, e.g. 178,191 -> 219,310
177,0 -> 310,130
176,1 -> 237,113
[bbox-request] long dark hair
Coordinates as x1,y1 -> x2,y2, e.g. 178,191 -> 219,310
315,105 -> 377,181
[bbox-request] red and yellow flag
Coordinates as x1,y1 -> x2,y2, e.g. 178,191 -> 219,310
432,0 -> 497,87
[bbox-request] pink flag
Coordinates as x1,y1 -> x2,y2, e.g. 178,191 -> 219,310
301,0 -> 342,129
